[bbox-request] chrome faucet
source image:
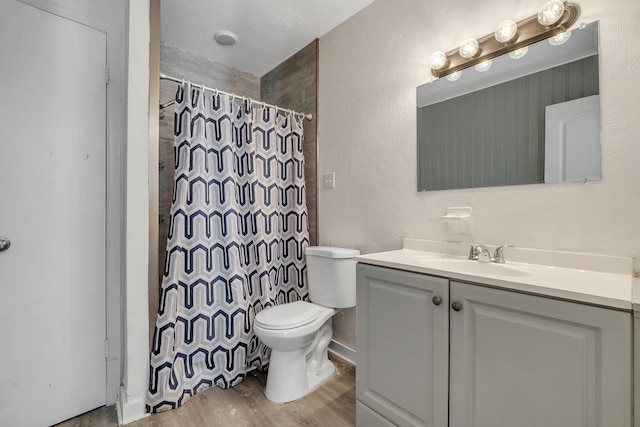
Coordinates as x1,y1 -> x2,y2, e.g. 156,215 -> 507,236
466,243 -> 515,263
493,245 -> 515,263
466,243 -> 491,263
466,243 -> 478,260
474,245 -> 492,263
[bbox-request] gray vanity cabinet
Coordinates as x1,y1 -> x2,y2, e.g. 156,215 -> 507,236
356,264 -> 633,427
449,281 -> 632,427
356,264 -> 449,427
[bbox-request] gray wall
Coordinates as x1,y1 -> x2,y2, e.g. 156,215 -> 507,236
418,55 -> 599,191
261,40 -> 319,246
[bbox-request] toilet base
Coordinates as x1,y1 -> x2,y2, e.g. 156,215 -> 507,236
264,349 -> 336,403
263,320 -> 335,403
306,357 -> 336,395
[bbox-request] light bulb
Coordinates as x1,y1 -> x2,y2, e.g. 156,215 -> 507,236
446,71 -> 462,81
548,30 -> 572,45
508,46 -> 529,59
430,51 -> 448,70
538,0 -> 565,26
495,20 -> 518,43
474,59 -> 493,72
459,38 -> 479,58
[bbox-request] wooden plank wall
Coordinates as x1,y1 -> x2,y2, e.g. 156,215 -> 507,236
261,40 -> 319,246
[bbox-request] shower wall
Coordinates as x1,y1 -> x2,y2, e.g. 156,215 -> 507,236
261,40 -> 319,246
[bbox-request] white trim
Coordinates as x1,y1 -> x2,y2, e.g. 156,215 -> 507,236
122,0 -> 151,416
117,386 -> 149,425
328,339 -> 357,366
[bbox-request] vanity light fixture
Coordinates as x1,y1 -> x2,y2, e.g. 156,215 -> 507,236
446,71 -> 462,81
495,20 -> 518,43
430,51 -> 448,70
508,46 -> 529,59
429,1 -> 580,78
474,59 -> 493,72
548,30 -> 572,45
538,0 -> 566,26
459,38 -> 480,58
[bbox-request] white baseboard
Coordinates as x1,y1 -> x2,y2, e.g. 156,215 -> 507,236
117,385 -> 149,425
328,339 -> 356,366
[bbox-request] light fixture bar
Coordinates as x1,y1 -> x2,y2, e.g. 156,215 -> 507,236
431,2 -> 580,78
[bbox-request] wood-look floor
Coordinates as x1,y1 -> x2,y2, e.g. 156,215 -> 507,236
54,354 -> 355,427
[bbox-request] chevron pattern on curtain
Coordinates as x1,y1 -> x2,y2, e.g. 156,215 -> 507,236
147,82 -> 309,412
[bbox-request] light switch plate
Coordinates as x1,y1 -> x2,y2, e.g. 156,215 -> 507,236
323,172 -> 335,189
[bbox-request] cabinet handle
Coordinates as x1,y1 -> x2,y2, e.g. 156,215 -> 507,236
432,296 -> 443,306
451,301 -> 463,311
0,237 -> 10,252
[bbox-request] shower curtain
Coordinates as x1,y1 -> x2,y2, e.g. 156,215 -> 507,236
147,82 -> 309,412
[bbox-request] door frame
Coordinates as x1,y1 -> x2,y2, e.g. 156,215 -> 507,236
16,0 -> 126,405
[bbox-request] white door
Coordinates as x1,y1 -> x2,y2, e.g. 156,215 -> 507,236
544,94 -> 601,183
0,1 -> 107,426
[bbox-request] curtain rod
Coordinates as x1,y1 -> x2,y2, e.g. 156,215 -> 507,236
159,73 -> 313,121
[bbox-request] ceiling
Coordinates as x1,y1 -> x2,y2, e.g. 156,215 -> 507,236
160,0 -> 376,77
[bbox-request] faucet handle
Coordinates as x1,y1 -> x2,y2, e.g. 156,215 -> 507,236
463,242 -> 478,260
493,245 -> 515,263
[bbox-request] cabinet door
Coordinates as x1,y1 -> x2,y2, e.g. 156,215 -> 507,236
356,264 -> 449,427
449,281 -> 632,427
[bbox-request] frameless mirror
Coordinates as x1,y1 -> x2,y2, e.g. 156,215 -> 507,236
417,21 -> 600,191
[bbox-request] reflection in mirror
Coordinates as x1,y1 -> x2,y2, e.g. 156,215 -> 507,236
417,21 -> 600,192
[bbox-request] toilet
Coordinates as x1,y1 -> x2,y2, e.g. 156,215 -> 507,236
253,246 -> 360,403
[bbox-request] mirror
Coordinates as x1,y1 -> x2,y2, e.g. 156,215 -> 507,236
417,22 -> 600,191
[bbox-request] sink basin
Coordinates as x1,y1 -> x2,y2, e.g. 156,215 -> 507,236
354,241 -> 635,311
417,257 -> 530,277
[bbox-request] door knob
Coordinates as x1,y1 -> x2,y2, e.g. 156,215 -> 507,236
432,296 -> 443,306
0,237 -> 10,252
451,301 -> 463,311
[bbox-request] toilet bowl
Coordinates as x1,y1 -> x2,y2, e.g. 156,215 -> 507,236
253,246 -> 359,403
254,301 -> 337,403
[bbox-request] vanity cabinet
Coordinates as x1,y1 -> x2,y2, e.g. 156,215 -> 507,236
449,280 -> 631,427
356,264 -> 449,427
356,264 -> 632,427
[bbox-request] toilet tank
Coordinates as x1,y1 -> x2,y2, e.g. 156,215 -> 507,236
305,246 -> 360,308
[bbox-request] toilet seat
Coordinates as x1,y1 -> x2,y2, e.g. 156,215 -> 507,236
255,301 -> 320,330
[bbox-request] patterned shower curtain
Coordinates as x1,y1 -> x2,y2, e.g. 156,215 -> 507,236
147,82 -> 309,412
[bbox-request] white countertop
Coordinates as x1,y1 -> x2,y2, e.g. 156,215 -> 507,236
355,239 -> 636,311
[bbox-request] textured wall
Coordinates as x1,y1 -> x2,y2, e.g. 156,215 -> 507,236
261,40 -> 319,246
319,0 -> 640,349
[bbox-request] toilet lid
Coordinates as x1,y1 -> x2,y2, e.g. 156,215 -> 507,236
255,301 -> 320,330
